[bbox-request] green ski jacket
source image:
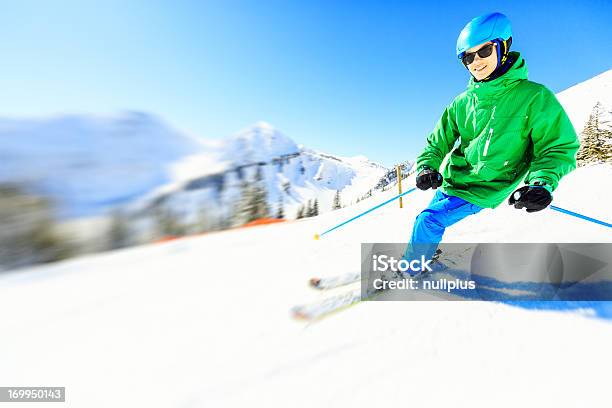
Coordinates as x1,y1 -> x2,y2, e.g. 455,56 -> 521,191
416,51 -> 580,208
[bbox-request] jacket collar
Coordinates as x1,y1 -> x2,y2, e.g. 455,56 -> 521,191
466,52 -> 528,98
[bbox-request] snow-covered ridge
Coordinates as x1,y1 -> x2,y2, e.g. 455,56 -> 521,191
557,69 -> 612,134
222,121 -> 300,165
143,125 -> 389,222
0,114 -> 388,222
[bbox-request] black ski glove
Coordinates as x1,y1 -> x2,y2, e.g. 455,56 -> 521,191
416,167 -> 443,190
508,184 -> 552,213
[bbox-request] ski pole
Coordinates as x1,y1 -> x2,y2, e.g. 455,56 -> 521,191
550,205 -> 612,229
314,187 -> 417,240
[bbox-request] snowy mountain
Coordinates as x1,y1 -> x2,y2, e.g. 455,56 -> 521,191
0,115 -> 387,223
0,111 -> 205,218
222,121 -> 300,165
154,122 -> 389,220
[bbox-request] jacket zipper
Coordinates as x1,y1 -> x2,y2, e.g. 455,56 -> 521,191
483,128 -> 493,157
483,106 -> 496,157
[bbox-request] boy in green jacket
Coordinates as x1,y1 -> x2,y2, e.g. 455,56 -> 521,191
404,12 -> 579,270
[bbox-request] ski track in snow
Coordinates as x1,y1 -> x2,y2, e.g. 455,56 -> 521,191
0,164 -> 610,407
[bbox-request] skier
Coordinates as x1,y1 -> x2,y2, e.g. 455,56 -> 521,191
403,12 -> 580,271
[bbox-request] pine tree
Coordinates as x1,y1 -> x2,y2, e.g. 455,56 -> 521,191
233,168 -> 270,225
332,190 -> 341,210
251,185 -> 269,219
312,199 -> 319,216
197,206 -> 212,233
251,166 -> 269,219
296,205 -> 305,219
0,183 -> 72,269
276,195 -> 284,219
155,204 -> 187,237
108,209 -> 130,249
233,181 -> 252,225
304,200 -> 311,217
576,102 -> 612,166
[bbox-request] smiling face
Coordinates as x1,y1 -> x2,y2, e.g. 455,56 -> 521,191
465,41 -> 498,81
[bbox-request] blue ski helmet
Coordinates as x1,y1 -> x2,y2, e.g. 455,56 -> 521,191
456,12 -> 512,59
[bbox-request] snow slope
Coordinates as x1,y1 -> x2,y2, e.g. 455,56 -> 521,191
0,163 -> 610,407
557,69 -> 612,134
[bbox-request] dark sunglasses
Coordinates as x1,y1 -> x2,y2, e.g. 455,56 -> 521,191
461,42 -> 496,65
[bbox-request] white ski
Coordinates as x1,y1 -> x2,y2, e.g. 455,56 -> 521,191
309,272 -> 361,290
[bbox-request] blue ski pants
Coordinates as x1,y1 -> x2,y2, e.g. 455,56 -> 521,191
404,190 -> 483,262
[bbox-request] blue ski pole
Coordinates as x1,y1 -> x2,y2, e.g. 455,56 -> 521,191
314,188 -> 417,240
550,205 -> 612,229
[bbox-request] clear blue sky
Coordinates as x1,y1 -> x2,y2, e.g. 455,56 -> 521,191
0,0 -> 610,166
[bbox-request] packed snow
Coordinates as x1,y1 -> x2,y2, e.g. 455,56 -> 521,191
557,69 -> 612,134
0,162 -> 610,407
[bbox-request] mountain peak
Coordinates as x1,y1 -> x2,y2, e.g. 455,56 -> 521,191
224,122 -> 300,165
251,121 -> 276,130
